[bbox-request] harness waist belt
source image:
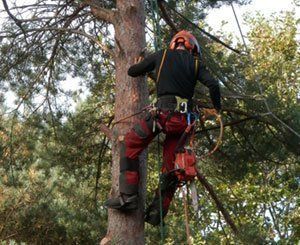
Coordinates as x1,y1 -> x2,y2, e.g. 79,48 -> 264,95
156,95 -> 193,113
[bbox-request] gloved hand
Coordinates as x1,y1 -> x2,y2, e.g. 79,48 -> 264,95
201,108 -> 220,122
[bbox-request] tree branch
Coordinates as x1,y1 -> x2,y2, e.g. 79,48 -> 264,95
196,168 -> 239,235
195,116 -> 258,134
84,0 -> 116,24
4,27 -> 114,57
94,117 -> 113,204
2,0 -> 28,40
157,0 -> 178,33
98,123 -> 112,140
269,204 -> 283,239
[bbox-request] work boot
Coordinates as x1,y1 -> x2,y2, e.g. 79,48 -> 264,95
145,173 -> 178,226
105,194 -> 138,211
145,204 -> 166,226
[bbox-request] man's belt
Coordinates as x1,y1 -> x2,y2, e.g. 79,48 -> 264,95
156,95 -> 192,113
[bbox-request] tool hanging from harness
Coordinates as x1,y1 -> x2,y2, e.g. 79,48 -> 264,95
173,114 -> 198,184
172,108 -> 224,185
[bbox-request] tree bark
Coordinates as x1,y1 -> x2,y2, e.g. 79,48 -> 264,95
100,1 -> 147,244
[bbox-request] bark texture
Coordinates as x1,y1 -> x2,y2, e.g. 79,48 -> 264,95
99,1 -> 147,244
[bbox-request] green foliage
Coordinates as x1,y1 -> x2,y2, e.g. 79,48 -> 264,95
0,98 -> 112,243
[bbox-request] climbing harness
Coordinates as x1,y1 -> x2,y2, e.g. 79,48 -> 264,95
155,95 -> 191,113
157,49 -> 167,83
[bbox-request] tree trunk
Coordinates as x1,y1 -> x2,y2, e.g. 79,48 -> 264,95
101,1 -> 147,244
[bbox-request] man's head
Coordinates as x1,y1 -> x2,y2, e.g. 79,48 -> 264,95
169,30 -> 200,55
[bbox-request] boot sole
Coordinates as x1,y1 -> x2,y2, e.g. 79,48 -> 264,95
105,202 -> 138,211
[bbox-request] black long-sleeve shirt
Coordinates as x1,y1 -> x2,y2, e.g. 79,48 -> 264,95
128,49 -> 221,110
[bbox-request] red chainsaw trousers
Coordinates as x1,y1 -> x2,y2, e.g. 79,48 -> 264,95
119,111 -> 188,213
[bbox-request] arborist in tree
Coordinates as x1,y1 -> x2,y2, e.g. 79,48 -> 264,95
105,30 -> 221,226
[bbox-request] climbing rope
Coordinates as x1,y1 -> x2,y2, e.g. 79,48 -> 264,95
183,185 -> 192,245
149,0 -> 162,50
112,105 -> 152,127
149,0 -> 165,243
156,133 -> 165,243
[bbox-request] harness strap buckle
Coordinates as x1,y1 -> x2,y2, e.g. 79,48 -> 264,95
175,96 -> 189,113
179,101 -> 188,113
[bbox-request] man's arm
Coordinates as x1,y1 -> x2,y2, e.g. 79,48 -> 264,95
198,65 -> 221,112
127,52 -> 158,77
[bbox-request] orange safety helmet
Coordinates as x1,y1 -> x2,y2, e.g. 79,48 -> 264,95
169,30 -> 200,55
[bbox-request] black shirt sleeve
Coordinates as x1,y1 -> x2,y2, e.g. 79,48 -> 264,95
198,64 -> 222,111
127,52 -> 159,77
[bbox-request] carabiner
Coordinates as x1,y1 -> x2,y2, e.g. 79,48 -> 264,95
179,101 -> 188,114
